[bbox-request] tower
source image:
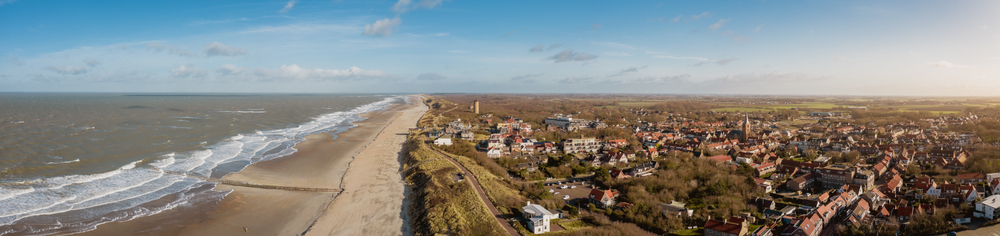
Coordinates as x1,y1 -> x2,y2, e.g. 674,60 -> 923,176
474,100 -> 480,114
742,111 -> 750,143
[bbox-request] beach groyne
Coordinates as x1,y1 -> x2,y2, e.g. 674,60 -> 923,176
157,169 -> 342,193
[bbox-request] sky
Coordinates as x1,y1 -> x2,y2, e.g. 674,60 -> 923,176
1,0 -> 999,96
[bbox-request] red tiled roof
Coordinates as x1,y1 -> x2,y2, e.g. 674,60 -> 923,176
703,219 -> 744,235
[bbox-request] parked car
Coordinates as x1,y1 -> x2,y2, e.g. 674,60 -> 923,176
563,195 -> 570,200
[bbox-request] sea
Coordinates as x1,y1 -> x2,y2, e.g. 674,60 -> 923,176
0,93 -> 404,235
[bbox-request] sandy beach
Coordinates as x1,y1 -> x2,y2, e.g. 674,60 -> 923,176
75,95 -> 425,236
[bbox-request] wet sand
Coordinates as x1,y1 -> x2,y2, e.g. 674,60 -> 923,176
75,96 -> 424,236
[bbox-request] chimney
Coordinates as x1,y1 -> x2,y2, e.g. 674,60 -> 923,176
527,201 -> 531,206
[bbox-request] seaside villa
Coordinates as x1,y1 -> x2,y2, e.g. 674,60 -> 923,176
433,137 -> 453,146
523,201 -> 559,234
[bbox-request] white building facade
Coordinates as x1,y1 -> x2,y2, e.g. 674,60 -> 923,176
975,195 -> 1000,220
522,201 -> 559,234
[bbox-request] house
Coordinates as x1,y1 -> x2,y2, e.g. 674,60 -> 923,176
707,155 -> 733,165
704,217 -> 749,236
753,162 -> 777,177
751,223 -> 776,236
433,137 -> 453,146
486,148 -> 503,158
522,201 -> 559,234
610,169 -> 630,179
897,205 -> 922,222
958,172 -> 985,184
658,200 -> 694,217
788,173 -> 819,192
589,189 -> 617,208
627,161 -> 659,177
976,195 -> 1000,220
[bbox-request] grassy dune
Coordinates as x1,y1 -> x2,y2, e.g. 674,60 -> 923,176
403,133 -> 506,234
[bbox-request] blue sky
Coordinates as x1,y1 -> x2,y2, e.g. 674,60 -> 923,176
1,0 -> 998,95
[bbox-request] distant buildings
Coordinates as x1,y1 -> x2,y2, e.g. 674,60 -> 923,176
563,137 -> 600,154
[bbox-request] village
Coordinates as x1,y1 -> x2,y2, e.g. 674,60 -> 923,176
412,95 -> 1000,236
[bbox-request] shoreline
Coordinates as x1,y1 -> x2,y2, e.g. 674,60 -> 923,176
74,95 -> 425,236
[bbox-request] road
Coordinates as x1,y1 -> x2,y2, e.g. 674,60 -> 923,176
425,143 -> 520,236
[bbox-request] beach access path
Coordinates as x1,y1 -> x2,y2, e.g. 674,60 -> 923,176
425,143 -> 520,236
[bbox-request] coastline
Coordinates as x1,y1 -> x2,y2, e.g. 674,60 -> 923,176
74,95 -> 425,236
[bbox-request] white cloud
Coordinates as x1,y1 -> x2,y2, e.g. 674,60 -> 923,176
672,15 -> 682,22
607,66 -> 647,77
416,72 -> 447,80
145,43 -> 165,52
715,58 -> 739,65
0,0 -> 17,7
709,18 -> 730,30
204,42 -> 247,57
84,58 -> 101,67
648,52 -> 711,61
548,50 -> 597,63
511,73 -> 544,82
529,43 -> 562,52
558,76 -> 593,84
279,0 -> 298,13
7,56 -> 25,66
170,65 -> 209,78
691,12 -> 711,20
363,17 -> 402,37
252,64 -> 388,81
216,64 -> 246,76
45,65 -> 88,75
392,0 -> 443,13
927,60 -> 965,68
709,71 -> 825,83
607,74 -> 691,84
592,23 -> 602,29
146,43 -> 197,57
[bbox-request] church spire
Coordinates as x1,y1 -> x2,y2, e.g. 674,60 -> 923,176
742,111 -> 750,143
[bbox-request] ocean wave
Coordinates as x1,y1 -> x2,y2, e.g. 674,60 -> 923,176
44,159 -> 80,165
216,110 -> 267,114
0,95 -> 404,235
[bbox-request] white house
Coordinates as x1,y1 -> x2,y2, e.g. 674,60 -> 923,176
523,201 -> 559,234
434,137 -> 453,146
487,148 -> 503,158
976,195 -> 1000,220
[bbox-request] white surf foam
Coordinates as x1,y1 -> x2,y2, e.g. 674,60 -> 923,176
0,95 -> 404,235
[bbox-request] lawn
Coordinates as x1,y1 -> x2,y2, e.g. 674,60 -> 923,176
556,219 -> 592,231
670,227 -> 703,236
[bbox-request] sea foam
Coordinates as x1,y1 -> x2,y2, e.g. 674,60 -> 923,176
0,95 -> 403,235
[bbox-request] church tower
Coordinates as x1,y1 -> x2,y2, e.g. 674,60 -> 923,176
742,112 -> 750,143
